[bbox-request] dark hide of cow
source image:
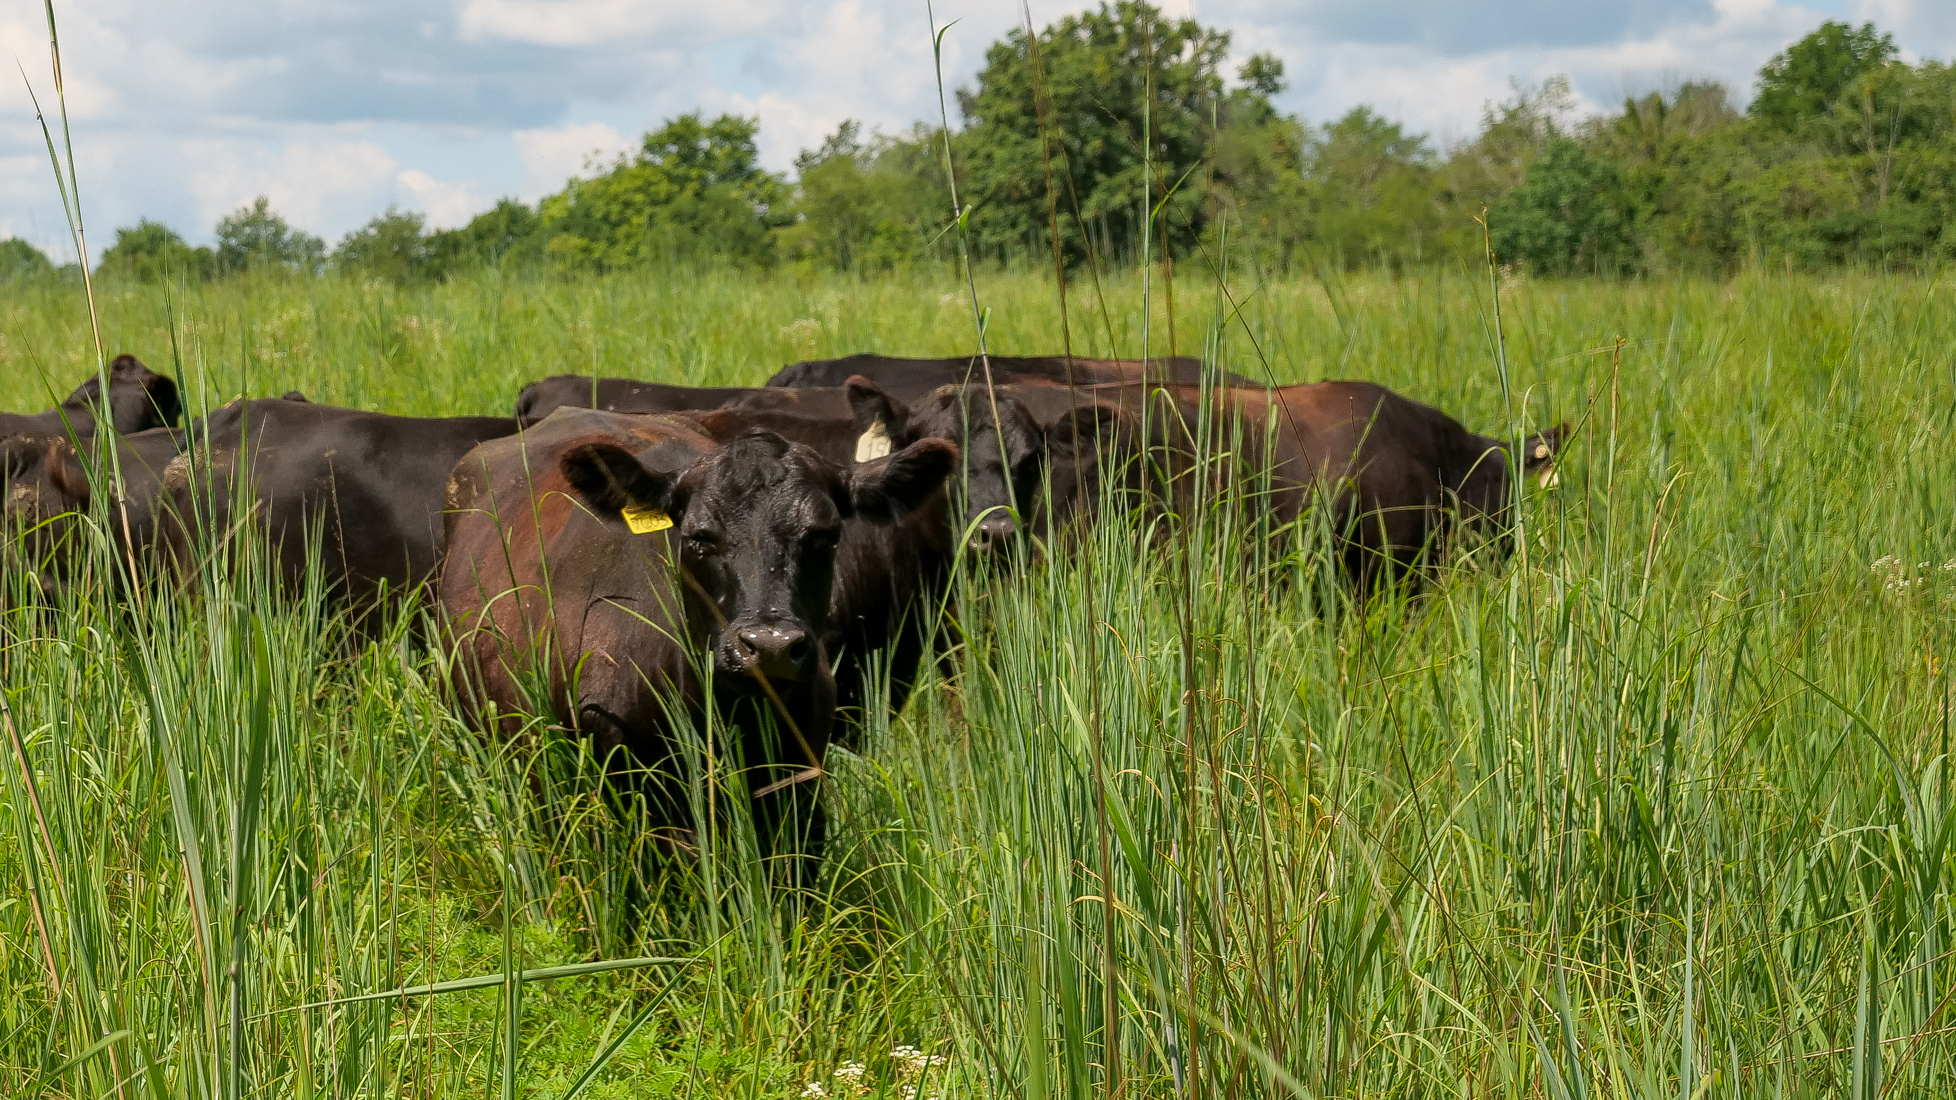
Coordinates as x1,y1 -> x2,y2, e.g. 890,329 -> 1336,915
165,399 -> 519,620
841,378 -> 1143,562
766,352 -> 1248,403
0,355 -> 181,440
515,376 -> 765,422
439,407 -> 954,864
516,375 -> 862,424
1,427 -> 183,607
1246,381 -> 1566,589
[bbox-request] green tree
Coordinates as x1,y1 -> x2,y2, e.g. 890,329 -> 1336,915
538,113 -> 788,271
1752,21 -> 1898,132
1599,82 -> 1747,271
781,121 -> 951,272
0,237 -> 55,281
1301,107 -> 1442,268
215,197 -> 326,275
96,221 -> 214,283
955,1 -> 1237,263
1493,137 -> 1628,273
1208,56 -> 1311,267
425,199 -> 543,277
332,209 -> 429,284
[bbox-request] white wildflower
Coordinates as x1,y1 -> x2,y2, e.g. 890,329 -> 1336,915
801,1084 -> 829,1099
833,1061 -> 867,1082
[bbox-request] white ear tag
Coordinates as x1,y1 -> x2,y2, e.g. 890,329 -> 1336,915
854,418 -> 892,462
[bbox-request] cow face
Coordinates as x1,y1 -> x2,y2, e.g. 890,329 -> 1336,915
1,437 -> 91,605
561,428 -> 955,686
847,377 -> 1042,561
59,354 -> 181,434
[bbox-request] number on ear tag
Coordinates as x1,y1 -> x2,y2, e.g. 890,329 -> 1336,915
854,419 -> 892,462
621,504 -> 673,534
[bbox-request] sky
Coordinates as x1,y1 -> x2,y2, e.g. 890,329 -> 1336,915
0,0 -> 1947,261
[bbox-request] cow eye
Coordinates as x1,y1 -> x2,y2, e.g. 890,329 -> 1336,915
806,528 -> 839,552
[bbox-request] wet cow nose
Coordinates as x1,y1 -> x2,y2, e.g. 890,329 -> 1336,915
968,515 -> 1017,556
734,625 -> 812,682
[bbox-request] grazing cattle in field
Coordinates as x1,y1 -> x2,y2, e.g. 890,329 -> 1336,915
164,399 -> 519,617
1,427 -> 183,604
0,355 -> 180,439
439,407 -> 955,859
765,352 -> 1248,403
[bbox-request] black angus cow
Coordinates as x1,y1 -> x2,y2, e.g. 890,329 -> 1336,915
765,352 -> 1250,403
1,427 -> 183,605
439,407 -> 954,861
676,403 -> 961,725
0,355 -> 181,439
164,399 -> 520,618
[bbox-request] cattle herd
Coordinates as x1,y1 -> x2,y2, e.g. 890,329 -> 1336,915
3,351 -> 1562,864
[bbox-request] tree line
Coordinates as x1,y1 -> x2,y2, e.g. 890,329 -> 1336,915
7,4 -> 1950,285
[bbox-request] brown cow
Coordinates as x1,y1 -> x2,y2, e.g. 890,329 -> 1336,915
439,407 -> 954,861
1096,380 -> 1564,588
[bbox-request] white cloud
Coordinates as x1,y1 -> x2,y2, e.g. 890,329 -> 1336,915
512,122 -> 631,195
460,0 -> 785,47
189,137 -> 402,241
399,169 -> 487,228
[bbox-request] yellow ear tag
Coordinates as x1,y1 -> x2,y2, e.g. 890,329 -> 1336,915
621,504 -> 673,534
854,419 -> 892,462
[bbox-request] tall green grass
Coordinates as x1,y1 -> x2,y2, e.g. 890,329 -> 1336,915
1,265 -> 1952,1096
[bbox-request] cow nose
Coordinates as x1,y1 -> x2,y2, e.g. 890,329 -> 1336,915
968,515 -> 1016,556
734,625 -> 812,682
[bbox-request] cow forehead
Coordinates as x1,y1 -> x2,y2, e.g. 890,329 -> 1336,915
687,440 -> 838,506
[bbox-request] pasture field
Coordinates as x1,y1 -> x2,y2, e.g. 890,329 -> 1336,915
0,264 -> 1952,1098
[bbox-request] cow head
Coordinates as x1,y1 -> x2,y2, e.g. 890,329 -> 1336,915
1,436 -> 92,605
561,427 -> 956,685
846,376 -> 1049,562
59,354 -> 181,434
1521,423 -> 1568,489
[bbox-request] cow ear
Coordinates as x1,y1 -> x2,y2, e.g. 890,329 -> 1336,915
46,441 -> 90,508
1046,403 -> 1122,457
560,442 -> 676,518
848,438 -> 956,523
845,375 -> 910,457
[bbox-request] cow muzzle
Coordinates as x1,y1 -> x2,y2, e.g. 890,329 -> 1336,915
967,514 -> 1017,557
725,622 -> 814,683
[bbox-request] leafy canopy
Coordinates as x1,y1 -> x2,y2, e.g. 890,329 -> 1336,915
216,197 -> 326,275
955,0 -> 1241,262
98,220 -> 214,283
0,237 -> 55,282
1752,21 -> 1898,131
538,113 -> 788,271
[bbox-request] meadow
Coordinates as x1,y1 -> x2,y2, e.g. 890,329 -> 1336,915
0,261 -> 1952,1098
